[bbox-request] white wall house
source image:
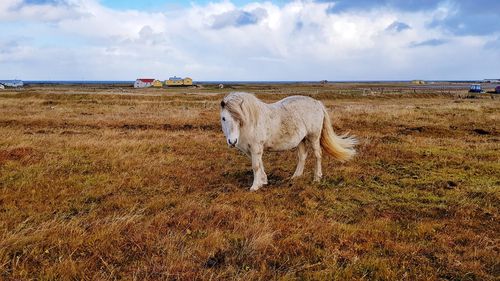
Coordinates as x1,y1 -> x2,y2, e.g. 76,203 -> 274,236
0,80 -> 23,87
134,79 -> 154,88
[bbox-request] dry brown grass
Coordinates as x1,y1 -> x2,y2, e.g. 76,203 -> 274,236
0,84 -> 499,280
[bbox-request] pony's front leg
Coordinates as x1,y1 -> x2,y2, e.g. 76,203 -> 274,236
250,148 -> 267,191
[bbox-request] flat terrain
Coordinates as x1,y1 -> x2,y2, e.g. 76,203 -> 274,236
0,84 -> 499,280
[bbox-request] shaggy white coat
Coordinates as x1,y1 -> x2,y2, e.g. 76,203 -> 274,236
220,92 -> 357,191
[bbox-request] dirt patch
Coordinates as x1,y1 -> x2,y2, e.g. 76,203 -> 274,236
397,125 -> 455,137
119,123 -> 218,131
120,124 -> 153,130
161,124 -> 218,131
41,100 -> 59,106
379,136 -> 401,143
398,126 -> 424,134
472,128 -> 490,135
0,119 -> 219,132
0,147 -> 36,165
204,250 -> 226,268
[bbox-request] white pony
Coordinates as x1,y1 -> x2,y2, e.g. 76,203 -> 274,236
220,92 -> 357,191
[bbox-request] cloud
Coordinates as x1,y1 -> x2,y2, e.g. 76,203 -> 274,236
429,13 -> 500,36
1,0 -> 83,22
321,0 -> 500,36
23,0 -> 64,5
385,21 -> 410,32
0,40 -> 20,54
425,0 -> 500,36
484,37 -> 500,51
409,38 -> 448,48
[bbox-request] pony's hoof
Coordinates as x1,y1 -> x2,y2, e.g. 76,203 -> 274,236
250,186 -> 261,191
313,177 -> 322,182
261,177 -> 268,185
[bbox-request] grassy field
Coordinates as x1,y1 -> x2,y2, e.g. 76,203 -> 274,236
0,84 -> 498,280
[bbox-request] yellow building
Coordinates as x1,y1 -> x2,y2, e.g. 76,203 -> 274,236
152,80 -> 163,87
165,76 -> 193,86
165,76 -> 183,86
411,80 -> 426,85
183,77 -> 193,86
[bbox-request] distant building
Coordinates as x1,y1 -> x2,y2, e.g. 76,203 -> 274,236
183,77 -> 193,86
166,76 -> 183,86
411,80 -> 426,85
134,78 -> 155,88
0,80 -> 24,88
483,79 -> 500,83
165,76 -> 193,87
152,80 -> 163,88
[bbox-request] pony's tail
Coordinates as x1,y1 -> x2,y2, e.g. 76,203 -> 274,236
320,107 -> 358,162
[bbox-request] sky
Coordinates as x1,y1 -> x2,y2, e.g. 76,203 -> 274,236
0,0 -> 499,81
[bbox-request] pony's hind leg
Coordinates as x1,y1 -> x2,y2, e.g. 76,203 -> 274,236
292,141 -> 307,179
311,137 -> 323,182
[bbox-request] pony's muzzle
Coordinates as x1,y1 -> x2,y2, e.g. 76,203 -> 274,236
228,138 -> 238,146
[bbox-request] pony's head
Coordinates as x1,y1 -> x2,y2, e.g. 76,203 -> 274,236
220,93 -> 247,147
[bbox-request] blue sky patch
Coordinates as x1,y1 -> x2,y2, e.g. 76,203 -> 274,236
386,21 -> 410,32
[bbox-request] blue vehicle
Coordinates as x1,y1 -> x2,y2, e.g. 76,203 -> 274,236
469,84 -> 482,93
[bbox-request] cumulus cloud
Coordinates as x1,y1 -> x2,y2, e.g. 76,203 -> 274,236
324,0 -> 500,37
426,0 -> 500,36
1,0 -> 83,22
484,37 -> 500,51
0,0 -> 498,80
0,40 -> 20,55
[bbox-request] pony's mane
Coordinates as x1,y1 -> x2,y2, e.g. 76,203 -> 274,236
221,92 -> 261,127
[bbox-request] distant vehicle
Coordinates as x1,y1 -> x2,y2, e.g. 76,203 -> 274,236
469,84 -> 482,93
495,86 -> 500,94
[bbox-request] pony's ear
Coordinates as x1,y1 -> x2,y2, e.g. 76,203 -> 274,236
220,101 -> 225,108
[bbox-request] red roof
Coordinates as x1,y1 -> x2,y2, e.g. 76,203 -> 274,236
137,79 -> 155,83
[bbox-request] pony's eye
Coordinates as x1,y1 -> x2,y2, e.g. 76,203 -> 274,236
222,117 -> 226,121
